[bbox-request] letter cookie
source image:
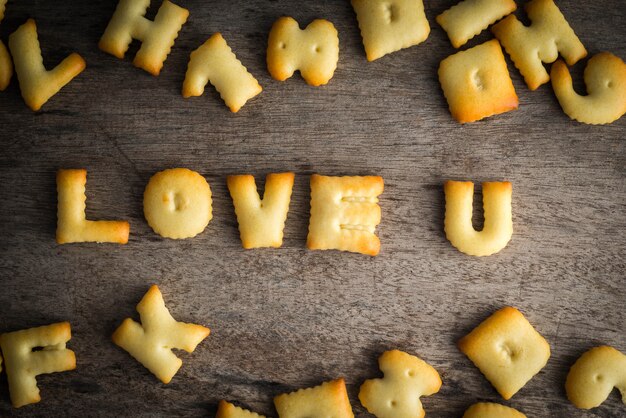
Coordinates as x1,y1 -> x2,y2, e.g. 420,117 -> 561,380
183,33 -> 262,113
217,400 -> 266,418
565,345 -> 626,409
351,0 -> 430,61
8,19 -> 86,111
274,378 -> 354,418
0,0 -> 12,91
463,402 -> 527,418
112,284 -> 210,384
436,0 -> 516,48
0,322 -> 76,408
143,168 -> 213,239
491,0 -> 587,90
551,52 -> 626,125
227,172 -> 295,249
458,307 -> 551,400
267,17 -> 339,86
56,169 -> 130,244
99,0 -> 189,76
307,174 -> 383,256
359,350 -> 441,418
444,180 -> 512,256
438,40 -> 518,123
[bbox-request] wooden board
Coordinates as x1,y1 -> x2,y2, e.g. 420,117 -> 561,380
0,0 -> 624,416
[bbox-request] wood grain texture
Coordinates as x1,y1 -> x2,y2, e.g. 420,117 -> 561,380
0,0 -> 624,417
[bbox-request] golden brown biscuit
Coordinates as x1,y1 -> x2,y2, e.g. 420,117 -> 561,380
112,284 -> 210,384
0,322 -> 76,408
462,402 -> 527,418
227,172 -> 295,249
8,19 -> 85,111
0,0 -> 12,91
307,174 -> 383,256
274,378 -> 354,418
143,168 -> 213,239
351,0 -> 430,61
216,400 -> 266,418
99,0 -> 189,76
491,0 -> 587,90
436,0 -> 516,48
444,180 -> 513,256
182,33 -> 262,112
565,345 -> 626,409
438,39 -> 518,123
56,169 -> 130,244
458,307 -> 551,400
359,350 -> 441,418
551,52 -> 626,125
267,16 -> 339,86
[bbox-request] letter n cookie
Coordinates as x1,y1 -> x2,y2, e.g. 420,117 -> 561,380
458,307 -> 551,400
307,174 -> 383,256
359,350 -> 441,418
438,39 -> 518,123
274,378 -> 354,418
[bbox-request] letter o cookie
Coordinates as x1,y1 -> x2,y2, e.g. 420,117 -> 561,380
143,168 -> 212,239
565,345 -> 626,409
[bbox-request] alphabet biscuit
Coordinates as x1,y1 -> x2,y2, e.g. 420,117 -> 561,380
307,174 -> 383,256
112,284 -> 210,384
491,0 -> 586,90
267,16 -> 339,86
274,378 -> 354,418
8,19 -> 86,111
436,0 -> 516,48
99,0 -> 189,76
0,322 -> 76,408
438,39 -> 518,123
227,172 -> 295,249
444,180 -> 513,256
565,345 -> 626,409
458,306 -> 551,400
359,350 -> 441,418
351,0 -> 430,61
216,400 -> 266,418
56,169 -> 130,244
143,168 -> 213,239
0,0 -> 12,91
462,402 -> 527,418
551,52 -> 626,125
183,33 -> 262,112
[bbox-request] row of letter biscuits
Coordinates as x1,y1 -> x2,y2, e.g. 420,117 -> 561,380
1,303 -> 623,411
57,169 -> 520,257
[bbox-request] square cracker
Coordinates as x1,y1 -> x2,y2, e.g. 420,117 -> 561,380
351,0 -> 430,61
458,306 -> 550,400
438,39 -> 518,123
274,378 -> 354,418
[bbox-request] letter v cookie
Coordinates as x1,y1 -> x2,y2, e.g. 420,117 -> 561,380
112,284 -> 210,383
359,350 -> 441,418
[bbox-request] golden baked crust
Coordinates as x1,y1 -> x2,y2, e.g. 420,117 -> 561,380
491,0 -> 586,90
0,0 -> 12,91
56,169 -> 130,244
458,306 -> 551,400
351,0 -> 430,61
112,285 -> 210,384
216,400 -> 266,418
267,16 -> 339,86
551,52 -> 626,125
99,0 -> 189,76
183,33 -> 262,112
462,402 -> 527,418
8,19 -> 85,111
565,345 -> 626,409
0,322 -> 76,408
307,174 -> 383,256
359,350 -> 441,418
438,40 -> 518,123
227,172 -> 295,249
274,378 -> 354,418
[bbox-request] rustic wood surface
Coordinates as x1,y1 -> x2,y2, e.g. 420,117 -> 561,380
0,0 -> 624,417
